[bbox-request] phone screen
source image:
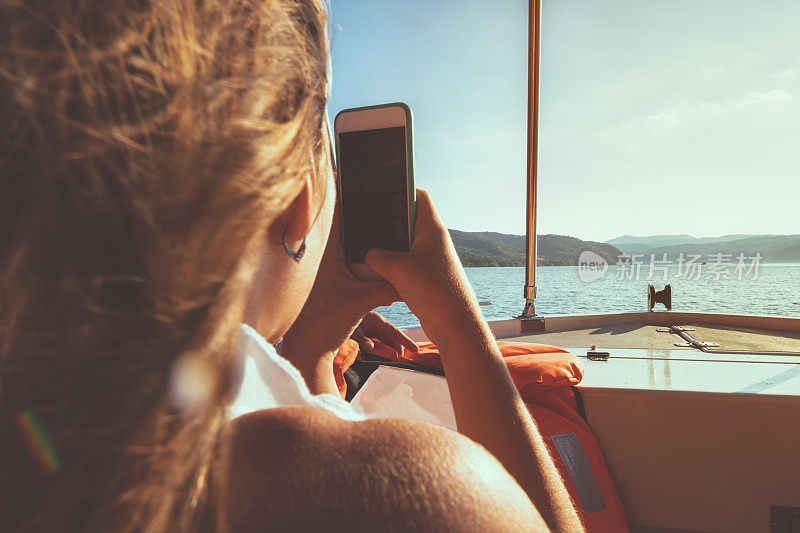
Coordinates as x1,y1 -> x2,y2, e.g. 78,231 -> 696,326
338,126 -> 410,263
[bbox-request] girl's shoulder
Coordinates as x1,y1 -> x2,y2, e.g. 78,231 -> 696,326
223,406 -> 547,532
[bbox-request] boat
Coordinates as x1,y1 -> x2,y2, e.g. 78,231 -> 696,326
333,2 -> 800,531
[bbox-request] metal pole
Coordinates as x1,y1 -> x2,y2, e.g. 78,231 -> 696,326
521,0 -> 541,319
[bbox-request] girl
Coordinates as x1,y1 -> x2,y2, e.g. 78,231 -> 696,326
0,1 -> 580,530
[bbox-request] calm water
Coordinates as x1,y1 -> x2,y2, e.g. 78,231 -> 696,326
376,264 -> 800,328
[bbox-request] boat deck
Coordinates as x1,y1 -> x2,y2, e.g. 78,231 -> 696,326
404,312 -> 800,395
512,323 -> 800,352
506,321 -> 800,396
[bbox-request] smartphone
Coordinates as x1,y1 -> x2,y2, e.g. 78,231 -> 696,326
334,103 -> 416,280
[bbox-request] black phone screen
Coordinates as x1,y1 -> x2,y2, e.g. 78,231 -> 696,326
338,126 -> 410,263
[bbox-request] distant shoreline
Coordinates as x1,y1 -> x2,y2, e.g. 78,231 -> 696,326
450,230 -> 800,267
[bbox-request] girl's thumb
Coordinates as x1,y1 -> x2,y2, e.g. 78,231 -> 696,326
358,281 -> 401,309
364,248 -> 404,279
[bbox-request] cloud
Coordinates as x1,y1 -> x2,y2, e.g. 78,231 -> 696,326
645,108 -> 679,129
770,68 -> 798,82
633,88 -> 795,138
745,89 -> 795,104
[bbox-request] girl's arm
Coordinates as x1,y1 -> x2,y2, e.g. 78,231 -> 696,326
365,190 -> 583,533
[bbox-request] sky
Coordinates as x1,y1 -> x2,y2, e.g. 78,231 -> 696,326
328,0 -> 800,243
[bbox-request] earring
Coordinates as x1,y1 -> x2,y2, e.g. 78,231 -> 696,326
282,148 -> 317,264
283,228 -> 306,262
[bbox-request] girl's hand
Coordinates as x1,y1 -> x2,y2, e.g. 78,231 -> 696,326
351,311 -> 418,356
364,190 -> 483,346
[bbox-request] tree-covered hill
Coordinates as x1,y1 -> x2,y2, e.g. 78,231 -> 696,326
606,234 -> 800,262
448,230 -> 622,267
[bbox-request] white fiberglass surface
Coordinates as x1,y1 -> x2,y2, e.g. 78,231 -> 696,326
576,352 -> 800,396
350,367 -> 457,431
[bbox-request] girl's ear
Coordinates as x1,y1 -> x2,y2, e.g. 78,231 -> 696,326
284,171 -> 315,244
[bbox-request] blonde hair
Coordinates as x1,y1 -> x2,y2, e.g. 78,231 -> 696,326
0,0 -> 329,530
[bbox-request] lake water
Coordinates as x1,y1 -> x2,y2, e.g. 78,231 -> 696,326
375,264 -> 800,328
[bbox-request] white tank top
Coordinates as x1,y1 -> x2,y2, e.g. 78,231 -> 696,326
228,324 -> 366,421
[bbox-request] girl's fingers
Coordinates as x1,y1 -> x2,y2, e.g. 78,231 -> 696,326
359,338 -> 375,352
350,324 -> 374,353
386,323 -> 419,353
363,248 -> 405,282
351,326 -> 366,344
373,314 -> 419,354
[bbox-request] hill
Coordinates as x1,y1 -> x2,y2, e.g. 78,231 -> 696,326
607,234 -> 773,255
449,230 -> 622,267
605,234 -> 800,262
